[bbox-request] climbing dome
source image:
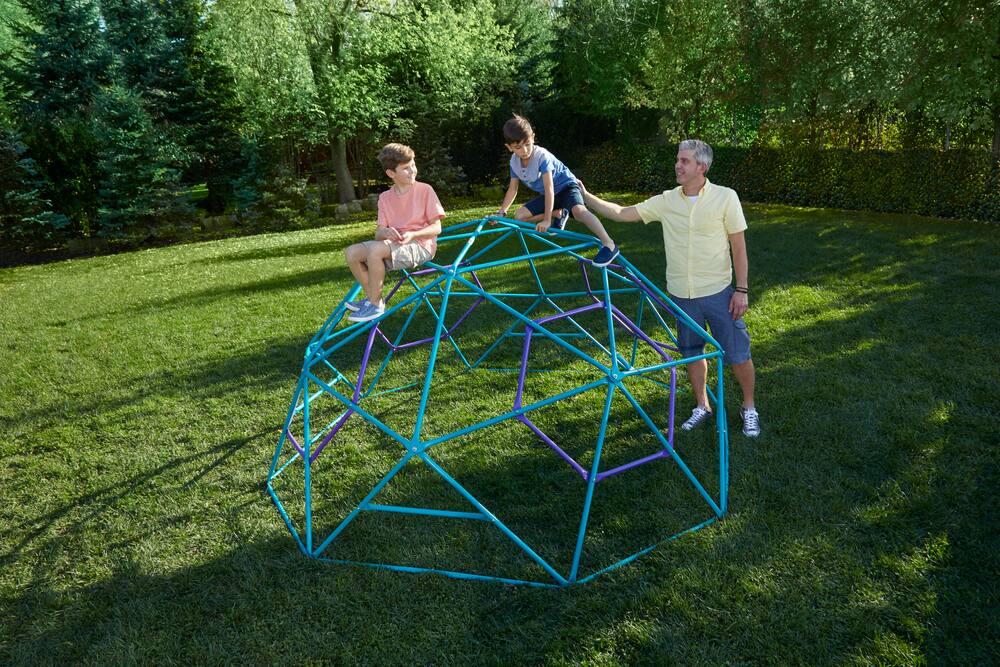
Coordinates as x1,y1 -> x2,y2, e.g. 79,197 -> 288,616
267,216 -> 730,587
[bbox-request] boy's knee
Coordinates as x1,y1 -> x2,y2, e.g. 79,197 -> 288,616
514,207 -> 532,221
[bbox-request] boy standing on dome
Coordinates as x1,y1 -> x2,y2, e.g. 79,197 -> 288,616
495,115 -> 619,267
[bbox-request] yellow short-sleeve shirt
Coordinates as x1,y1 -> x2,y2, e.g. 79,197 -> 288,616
634,179 -> 747,299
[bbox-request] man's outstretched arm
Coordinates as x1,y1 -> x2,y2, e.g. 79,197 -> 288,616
577,180 -> 643,222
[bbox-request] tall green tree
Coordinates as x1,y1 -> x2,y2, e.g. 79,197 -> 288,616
890,0 -> 1000,158
627,0 -> 755,143
92,82 -> 194,237
11,0 -> 112,233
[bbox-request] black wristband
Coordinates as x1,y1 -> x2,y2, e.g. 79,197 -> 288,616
734,286 -> 748,294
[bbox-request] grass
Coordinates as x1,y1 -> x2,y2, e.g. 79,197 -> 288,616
1,196 -> 997,665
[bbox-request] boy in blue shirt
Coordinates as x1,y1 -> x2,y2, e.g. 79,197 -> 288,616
495,115 -> 620,267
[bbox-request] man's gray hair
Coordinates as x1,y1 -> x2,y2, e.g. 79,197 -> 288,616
679,139 -> 713,171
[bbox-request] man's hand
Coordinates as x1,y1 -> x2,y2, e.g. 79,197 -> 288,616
729,291 -> 748,320
576,178 -> 588,196
399,231 -> 415,244
536,220 -> 551,234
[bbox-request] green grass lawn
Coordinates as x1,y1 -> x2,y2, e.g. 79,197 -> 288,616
1,197 -> 997,665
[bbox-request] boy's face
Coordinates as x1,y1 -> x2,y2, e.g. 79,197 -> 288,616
387,159 -> 417,187
505,135 -> 535,161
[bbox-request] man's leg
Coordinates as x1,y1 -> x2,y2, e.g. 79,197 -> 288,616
686,358 -> 711,409
730,359 -> 756,409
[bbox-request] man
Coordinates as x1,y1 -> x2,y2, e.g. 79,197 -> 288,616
578,139 -> 760,437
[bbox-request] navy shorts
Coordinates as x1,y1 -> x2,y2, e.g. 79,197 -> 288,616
523,182 -> 586,216
672,286 -> 752,364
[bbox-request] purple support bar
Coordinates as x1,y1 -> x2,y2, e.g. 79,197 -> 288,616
594,449 -> 670,482
309,409 -> 355,463
517,415 -> 589,480
354,326 -> 381,401
285,429 -> 305,458
514,298 -> 680,485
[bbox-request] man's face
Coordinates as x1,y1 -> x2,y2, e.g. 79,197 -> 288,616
675,149 -> 706,186
388,159 -> 418,186
506,136 -> 535,161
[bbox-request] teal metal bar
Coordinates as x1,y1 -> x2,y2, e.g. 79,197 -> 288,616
419,453 -> 568,585
364,503 -> 490,521
569,382 -> 615,582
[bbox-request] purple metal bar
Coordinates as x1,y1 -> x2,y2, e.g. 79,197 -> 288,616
309,409 -> 354,463
517,415 -> 589,479
285,429 -> 305,458
514,327 -> 534,409
354,326 -> 381,401
608,306 -> 672,361
372,270 -> 485,351
594,449 -> 670,482
513,297 -> 681,484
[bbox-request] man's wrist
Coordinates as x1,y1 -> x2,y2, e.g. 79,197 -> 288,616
734,285 -> 749,294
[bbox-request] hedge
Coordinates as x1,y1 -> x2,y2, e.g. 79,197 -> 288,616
581,142 -> 1000,223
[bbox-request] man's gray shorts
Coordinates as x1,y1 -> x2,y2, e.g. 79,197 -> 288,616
671,286 -> 752,364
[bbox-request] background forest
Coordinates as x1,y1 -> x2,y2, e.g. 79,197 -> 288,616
1,0 -> 998,256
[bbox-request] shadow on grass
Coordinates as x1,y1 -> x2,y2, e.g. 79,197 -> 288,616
3,205 -> 997,664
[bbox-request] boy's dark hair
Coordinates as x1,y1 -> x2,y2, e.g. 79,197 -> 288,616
378,143 -> 415,171
503,115 -> 534,144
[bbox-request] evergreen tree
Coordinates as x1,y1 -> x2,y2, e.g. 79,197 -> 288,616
93,82 -> 194,238
0,132 -> 69,249
11,0 -> 112,234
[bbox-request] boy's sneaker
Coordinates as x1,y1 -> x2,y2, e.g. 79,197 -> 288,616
741,407 -> 761,438
550,208 -> 570,233
592,244 -> 620,267
348,300 -> 385,322
344,297 -> 369,312
680,406 -> 712,431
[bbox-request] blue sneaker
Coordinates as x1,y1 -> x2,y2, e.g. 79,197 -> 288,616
344,297 -> 369,312
550,208 -> 570,234
592,244 -> 620,267
348,300 -> 385,322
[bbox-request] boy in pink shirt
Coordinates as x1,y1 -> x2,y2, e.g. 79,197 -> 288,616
344,143 -> 445,322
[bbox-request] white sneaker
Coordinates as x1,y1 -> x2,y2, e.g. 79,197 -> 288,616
680,406 -> 712,431
741,407 -> 761,437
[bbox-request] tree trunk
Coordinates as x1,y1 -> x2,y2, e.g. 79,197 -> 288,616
992,102 -> 1000,162
944,122 -> 951,151
334,135 -> 356,203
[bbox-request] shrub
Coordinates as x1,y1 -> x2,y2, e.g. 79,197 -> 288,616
581,141 -> 1000,223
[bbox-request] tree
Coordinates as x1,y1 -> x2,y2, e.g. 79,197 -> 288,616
10,0 -> 112,233
0,131 -> 69,248
890,0 -> 1000,159
92,82 -> 194,238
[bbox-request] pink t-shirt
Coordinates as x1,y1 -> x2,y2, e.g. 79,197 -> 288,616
377,181 -> 445,255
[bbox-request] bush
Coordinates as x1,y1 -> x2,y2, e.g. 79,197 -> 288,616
0,133 -> 70,250
581,142 -> 1000,223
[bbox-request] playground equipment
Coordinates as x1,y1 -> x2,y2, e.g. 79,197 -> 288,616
267,216 -> 729,587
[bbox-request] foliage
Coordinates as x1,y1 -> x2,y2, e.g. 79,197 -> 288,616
92,83 -> 195,238
581,140 -> 1000,222
0,132 -> 69,247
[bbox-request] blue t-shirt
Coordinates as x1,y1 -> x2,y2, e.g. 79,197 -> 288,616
509,145 -> 576,194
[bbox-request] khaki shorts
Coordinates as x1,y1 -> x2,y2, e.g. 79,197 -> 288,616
364,240 -> 434,271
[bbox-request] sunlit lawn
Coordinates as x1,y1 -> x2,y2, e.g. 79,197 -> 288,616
1,197 -> 997,665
